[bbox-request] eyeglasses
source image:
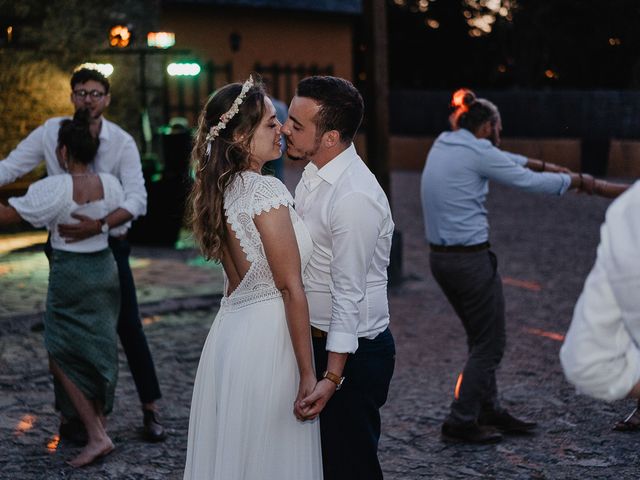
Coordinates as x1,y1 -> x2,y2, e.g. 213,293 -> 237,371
73,89 -> 106,100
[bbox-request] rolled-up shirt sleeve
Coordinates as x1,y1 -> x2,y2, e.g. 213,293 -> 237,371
326,192 -> 383,353
478,145 -> 571,195
117,136 -> 147,218
0,125 -> 46,186
502,151 -> 528,167
560,187 -> 640,401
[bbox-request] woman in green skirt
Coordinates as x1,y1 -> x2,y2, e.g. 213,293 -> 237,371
0,110 -> 125,467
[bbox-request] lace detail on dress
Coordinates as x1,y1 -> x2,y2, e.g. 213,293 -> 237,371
222,172 -> 311,312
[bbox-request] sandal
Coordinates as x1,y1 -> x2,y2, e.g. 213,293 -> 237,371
613,407 -> 640,432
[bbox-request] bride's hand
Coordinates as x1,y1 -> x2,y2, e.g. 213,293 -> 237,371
294,372 -> 317,420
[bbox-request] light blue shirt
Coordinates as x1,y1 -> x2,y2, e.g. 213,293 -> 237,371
421,128 -> 571,246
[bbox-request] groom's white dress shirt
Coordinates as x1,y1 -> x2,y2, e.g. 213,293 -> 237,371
294,144 -> 395,354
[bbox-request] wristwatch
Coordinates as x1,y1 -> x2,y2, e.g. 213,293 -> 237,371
322,370 -> 345,391
99,218 -> 109,234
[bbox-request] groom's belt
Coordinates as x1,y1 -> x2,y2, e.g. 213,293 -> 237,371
311,326 -> 328,339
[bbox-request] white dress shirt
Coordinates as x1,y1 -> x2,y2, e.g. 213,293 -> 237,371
560,181 -> 640,401
295,144 -> 395,354
0,116 -> 147,226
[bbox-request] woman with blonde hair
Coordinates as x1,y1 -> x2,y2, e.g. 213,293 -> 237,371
183,76 -> 322,479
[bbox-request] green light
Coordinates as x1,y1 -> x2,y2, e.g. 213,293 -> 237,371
167,62 -> 201,77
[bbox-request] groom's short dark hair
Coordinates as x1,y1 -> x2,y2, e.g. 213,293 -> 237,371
296,76 -> 364,144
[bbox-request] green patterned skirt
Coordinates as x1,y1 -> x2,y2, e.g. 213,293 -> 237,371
45,248 -> 120,419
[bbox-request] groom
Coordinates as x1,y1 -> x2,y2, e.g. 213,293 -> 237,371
283,76 -> 396,480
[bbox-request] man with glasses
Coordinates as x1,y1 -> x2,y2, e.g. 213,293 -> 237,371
0,67 -> 166,443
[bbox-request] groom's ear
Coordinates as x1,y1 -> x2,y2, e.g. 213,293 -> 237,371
322,130 -> 340,148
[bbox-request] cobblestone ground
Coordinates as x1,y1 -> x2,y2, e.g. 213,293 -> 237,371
2,170 -> 640,479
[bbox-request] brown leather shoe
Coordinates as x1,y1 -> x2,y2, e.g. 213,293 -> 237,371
143,408 -> 167,442
441,421 -> 502,444
478,409 -> 537,434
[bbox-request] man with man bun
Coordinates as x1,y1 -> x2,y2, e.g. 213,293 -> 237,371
421,89 -> 594,444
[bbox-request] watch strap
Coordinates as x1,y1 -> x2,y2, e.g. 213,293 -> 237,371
322,370 -> 345,390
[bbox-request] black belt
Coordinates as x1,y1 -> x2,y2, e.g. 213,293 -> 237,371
429,241 -> 490,253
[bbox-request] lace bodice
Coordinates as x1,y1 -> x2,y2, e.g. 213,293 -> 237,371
222,172 -> 312,311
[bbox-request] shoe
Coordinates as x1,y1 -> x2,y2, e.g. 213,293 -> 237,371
142,408 -> 167,442
59,418 -> 88,445
441,421 -> 502,444
613,407 -> 640,432
478,409 -> 537,434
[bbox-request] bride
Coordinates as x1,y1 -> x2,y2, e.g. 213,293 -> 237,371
183,76 -> 322,479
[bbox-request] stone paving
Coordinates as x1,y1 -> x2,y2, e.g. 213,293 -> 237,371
2,169 -> 640,479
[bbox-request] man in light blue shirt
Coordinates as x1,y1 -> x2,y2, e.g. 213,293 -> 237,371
421,89 -> 590,444
423,128 -> 572,246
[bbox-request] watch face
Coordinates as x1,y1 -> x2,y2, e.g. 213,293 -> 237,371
101,222 -> 109,233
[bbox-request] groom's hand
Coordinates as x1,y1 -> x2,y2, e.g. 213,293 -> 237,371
294,374 -> 318,420
58,213 -> 100,242
298,379 -> 337,420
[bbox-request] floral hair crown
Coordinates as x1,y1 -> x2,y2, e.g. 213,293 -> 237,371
205,75 -> 254,156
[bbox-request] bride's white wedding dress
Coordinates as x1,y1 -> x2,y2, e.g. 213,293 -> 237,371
183,172 -> 322,480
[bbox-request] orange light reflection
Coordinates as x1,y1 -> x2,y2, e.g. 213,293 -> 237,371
0,232 -> 48,255
142,315 -> 162,326
454,372 -> 463,400
451,88 -> 471,110
502,276 -> 542,292
524,327 -> 565,342
47,435 -> 60,452
15,414 -> 36,436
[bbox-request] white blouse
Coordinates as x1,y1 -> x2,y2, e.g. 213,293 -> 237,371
9,173 -> 126,253
560,181 -> 640,401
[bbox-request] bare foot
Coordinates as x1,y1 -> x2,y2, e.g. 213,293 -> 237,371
67,436 -> 114,468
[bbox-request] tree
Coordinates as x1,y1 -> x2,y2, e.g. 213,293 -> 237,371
0,0 -> 160,156
387,0 -> 640,89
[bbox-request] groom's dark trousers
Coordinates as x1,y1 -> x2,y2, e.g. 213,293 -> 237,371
313,327 -> 395,480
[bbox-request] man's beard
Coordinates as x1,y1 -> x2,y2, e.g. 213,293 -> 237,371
286,137 -> 321,162
489,128 -> 500,147
76,107 -> 101,121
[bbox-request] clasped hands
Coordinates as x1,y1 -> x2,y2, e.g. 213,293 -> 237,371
293,374 -> 336,422
574,172 -> 597,195
570,172 -> 615,197
539,163 -> 606,196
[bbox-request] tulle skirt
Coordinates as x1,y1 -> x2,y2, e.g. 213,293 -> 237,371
183,296 -> 322,480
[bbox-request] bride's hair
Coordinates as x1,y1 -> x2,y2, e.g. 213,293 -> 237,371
189,79 -> 266,261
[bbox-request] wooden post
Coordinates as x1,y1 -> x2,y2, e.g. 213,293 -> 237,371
362,0 -> 402,286
362,0 -> 391,200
